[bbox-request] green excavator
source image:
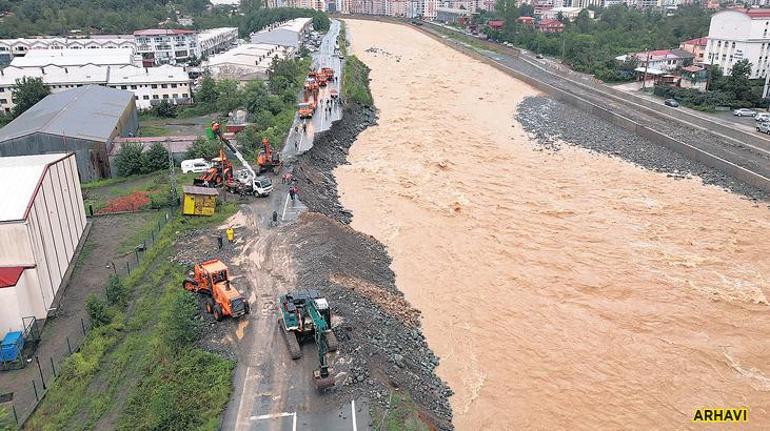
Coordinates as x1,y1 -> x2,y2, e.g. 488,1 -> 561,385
277,290 -> 338,390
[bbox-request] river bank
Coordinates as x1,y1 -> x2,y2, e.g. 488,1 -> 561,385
336,18 -> 770,430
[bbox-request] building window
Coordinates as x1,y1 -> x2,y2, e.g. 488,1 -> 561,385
130,85 -> 137,90
161,84 -> 168,88
151,84 -> 158,89
172,93 -> 178,98
163,94 -> 169,99
0,99 -> 6,104
152,94 -> 159,99
181,93 -> 188,98
143,95 -> 150,100
121,85 -> 127,90
171,83 -> 177,88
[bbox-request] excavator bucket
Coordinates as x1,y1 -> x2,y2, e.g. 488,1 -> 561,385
313,368 -> 335,390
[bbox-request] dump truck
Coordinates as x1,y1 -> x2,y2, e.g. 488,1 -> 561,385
278,290 -> 338,389
183,259 -> 249,321
297,101 -> 316,119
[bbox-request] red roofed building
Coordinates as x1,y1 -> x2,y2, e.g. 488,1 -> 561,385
538,19 -> 564,33
487,20 -> 504,30
679,37 -> 708,64
517,16 -> 535,28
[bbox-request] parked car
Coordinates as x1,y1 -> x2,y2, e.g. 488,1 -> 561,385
733,108 -> 756,117
757,122 -> 770,134
181,158 -> 212,173
664,99 -> 680,107
536,54 -> 544,59
755,112 -> 770,122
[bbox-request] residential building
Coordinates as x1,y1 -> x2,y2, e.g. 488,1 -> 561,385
0,36 -> 135,66
705,9 -> 770,78
436,7 -> 472,24
250,18 -> 313,49
0,63 -> 191,111
487,20 -> 505,31
538,19 -> 565,33
134,27 -> 238,67
197,27 -> 239,58
206,43 -> 292,81
0,153 -> 87,335
680,64 -> 709,90
0,86 -> 138,180
615,49 -> 695,73
10,48 -> 138,68
517,16 -> 536,27
679,37 -> 708,64
541,7 -> 594,21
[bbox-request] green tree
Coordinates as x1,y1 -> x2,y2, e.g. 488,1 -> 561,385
214,79 -> 242,113
243,80 -> 270,114
153,100 -> 177,118
141,142 -> 169,173
11,77 -> 50,118
85,294 -> 111,327
106,275 -> 128,308
114,142 -> 144,176
185,137 -> 220,159
158,291 -> 202,350
195,74 -> 219,107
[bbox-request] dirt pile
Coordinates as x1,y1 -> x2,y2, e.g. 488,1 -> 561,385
293,103 -> 377,224
289,101 -> 453,429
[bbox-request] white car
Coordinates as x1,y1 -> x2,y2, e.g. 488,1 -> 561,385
755,112 -> 770,122
733,108 -> 756,117
757,122 -> 770,134
180,158 -> 212,173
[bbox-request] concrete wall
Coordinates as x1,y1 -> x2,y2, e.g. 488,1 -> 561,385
0,155 -> 86,331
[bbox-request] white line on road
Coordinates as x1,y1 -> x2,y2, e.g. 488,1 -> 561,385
351,399 -> 358,431
249,411 -> 295,421
281,193 -> 290,221
234,367 -> 253,431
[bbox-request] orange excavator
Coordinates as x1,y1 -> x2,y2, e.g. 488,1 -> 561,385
193,147 -> 233,187
256,137 -> 281,174
321,67 -> 334,83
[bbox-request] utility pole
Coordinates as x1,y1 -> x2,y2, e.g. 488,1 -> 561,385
641,49 -> 651,91
166,139 -> 178,203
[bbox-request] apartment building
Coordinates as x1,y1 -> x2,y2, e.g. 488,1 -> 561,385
0,36 -> 136,65
10,48 -> 137,68
134,27 -> 238,67
206,43 -> 292,81
705,9 -> 770,78
0,64 -> 191,112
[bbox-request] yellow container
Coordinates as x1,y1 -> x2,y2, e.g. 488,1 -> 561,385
182,186 -> 218,216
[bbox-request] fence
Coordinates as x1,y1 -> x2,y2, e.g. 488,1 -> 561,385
2,209 -> 174,428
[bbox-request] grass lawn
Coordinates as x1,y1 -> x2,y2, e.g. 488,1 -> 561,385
374,392 -> 431,431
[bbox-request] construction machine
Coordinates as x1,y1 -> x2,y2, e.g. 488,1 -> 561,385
193,148 -> 234,187
209,122 -> 274,196
321,67 -> 334,82
297,100 -> 316,119
256,137 -> 281,174
277,290 -> 338,390
183,259 -> 249,321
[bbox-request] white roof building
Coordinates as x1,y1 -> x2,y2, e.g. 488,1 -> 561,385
206,43 -> 291,81
11,48 -> 138,67
0,153 -> 87,335
0,36 -> 136,59
250,18 -> 313,49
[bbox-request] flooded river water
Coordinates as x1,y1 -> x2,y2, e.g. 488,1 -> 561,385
336,19 -> 770,430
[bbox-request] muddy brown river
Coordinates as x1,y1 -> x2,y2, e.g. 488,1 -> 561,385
336,20 -> 770,430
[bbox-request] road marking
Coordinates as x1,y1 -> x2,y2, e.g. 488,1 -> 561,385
249,412 -> 297,431
235,367 -> 254,431
281,193 -> 290,221
351,399 -> 358,431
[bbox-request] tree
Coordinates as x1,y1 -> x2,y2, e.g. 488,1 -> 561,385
158,291 -> 202,350
114,141 -> 144,176
141,142 -> 169,173
214,79 -> 242,113
85,294 -> 110,327
106,275 -> 128,308
11,77 -> 50,118
153,100 -> 177,118
185,137 -> 220,159
195,74 -> 219,107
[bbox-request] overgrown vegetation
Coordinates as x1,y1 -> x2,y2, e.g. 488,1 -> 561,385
113,141 -> 170,177
342,56 -> 373,106
0,406 -> 13,431
374,393 -> 431,431
25,198 -> 238,431
484,4 -> 711,79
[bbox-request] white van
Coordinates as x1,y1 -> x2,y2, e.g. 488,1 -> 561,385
181,158 -> 212,173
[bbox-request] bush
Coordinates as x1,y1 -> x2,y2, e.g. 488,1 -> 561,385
114,142 -> 144,177
86,294 -> 111,327
153,100 -> 177,118
342,55 -> 373,106
159,291 -> 202,350
141,142 -> 169,173
106,275 -> 128,308
0,406 -> 13,431
185,137 -> 220,160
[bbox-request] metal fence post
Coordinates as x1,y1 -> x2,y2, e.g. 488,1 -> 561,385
134,249 -> 139,263
126,261 -> 131,275
50,356 -> 57,377
111,261 -> 117,275
12,404 -> 18,424
151,231 -> 155,243
81,318 -> 86,336
32,380 -> 39,402
66,336 -> 72,354
35,356 -> 46,390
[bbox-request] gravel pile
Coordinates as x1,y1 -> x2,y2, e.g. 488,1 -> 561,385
289,101 -> 454,429
517,96 -> 768,201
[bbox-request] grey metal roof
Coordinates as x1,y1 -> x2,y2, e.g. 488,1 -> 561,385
0,85 -> 134,143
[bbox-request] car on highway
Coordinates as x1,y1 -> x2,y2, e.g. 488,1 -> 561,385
755,112 -> 770,122
664,99 -> 680,107
733,108 -> 756,117
181,158 -> 212,173
757,122 -> 770,134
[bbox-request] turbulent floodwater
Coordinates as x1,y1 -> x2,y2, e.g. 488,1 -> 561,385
336,20 -> 770,430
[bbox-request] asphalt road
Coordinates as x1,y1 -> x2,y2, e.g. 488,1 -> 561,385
221,20 -> 371,431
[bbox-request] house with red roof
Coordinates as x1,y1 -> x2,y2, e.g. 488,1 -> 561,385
679,37 -> 708,64
487,20 -> 504,31
538,19 -> 564,34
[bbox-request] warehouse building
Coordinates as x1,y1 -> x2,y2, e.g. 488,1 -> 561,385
250,18 -> 313,49
0,85 -> 138,180
206,43 -> 292,81
0,153 -> 87,335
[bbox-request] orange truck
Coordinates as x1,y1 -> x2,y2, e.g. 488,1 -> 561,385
183,259 -> 249,321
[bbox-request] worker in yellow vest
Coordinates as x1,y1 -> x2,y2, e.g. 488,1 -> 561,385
226,227 -> 234,243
